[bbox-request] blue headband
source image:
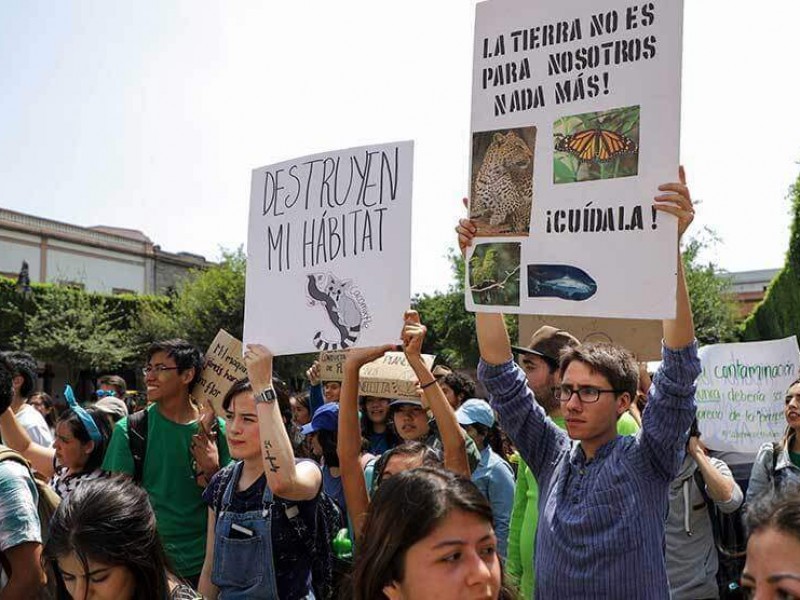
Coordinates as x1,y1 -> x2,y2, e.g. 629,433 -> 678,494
64,385 -> 103,443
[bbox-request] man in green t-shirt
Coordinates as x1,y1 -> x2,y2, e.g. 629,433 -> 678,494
506,326 -> 639,598
102,339 -> 230,584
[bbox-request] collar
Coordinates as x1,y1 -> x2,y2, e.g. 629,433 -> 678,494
568,435 -> 620,467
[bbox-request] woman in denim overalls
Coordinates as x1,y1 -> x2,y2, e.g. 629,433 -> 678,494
199,345 -> 322,599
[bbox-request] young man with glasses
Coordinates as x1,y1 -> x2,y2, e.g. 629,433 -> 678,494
457,168 -> 700,598
102,339 -> 231,587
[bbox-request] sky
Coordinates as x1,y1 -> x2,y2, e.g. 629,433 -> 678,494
1,1 -> 798,295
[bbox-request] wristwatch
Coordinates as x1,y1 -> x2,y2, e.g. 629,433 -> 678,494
255,387 -> 277,404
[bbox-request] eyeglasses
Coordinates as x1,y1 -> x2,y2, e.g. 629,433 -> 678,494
555,385 -> 623,404
96,390 -> 117,398
142,365 -> 180,376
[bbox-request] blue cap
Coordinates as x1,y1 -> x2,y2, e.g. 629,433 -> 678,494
300,402 -> 340,436
455,398 -> 495,428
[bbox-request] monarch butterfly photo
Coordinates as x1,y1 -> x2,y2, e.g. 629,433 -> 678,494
553,105 -> 640,184
554,129 -> 638,163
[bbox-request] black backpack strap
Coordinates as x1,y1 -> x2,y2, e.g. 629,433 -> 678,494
128,410 -> 149,485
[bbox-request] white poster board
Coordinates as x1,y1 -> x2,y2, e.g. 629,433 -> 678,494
467,0 -> 683,319
245,142 -> 414,355
696,337 -> 800,453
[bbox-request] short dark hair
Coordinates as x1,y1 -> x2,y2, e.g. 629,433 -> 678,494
2,351 -> 37,397
98,374 -> 127,396
560,342 -> 639,400
145,339 -> 204,387
45,477 -> 173,599
372,441 -> 442,491
745,487 -> 800,542
0,354 -> 13,411
350,467 -> 516,600
441,372 -> 477,403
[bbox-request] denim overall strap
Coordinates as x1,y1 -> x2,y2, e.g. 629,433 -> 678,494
212,462 -> 279,599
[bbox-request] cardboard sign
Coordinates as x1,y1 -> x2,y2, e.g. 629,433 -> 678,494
358,352 -> 435,400
467,0 -> 683,319
318,350 -> 348,383
696,337 -> 800,453
193,330 -> 248,417
244,142 -> 414,355
519,315 -> 662,360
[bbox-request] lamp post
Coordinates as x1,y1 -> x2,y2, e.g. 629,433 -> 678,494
15,261 -> 32,351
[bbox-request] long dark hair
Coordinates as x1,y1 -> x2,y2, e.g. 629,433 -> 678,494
781,377 -> 800,448
56,407 -> 113,474
359,396 -> 400,447
44,477 -> 175,600
351,467 -> 516,600
371,441 -> 442,492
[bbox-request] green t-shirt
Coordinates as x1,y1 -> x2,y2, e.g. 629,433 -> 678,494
101,404 -> 231,578
790,450 -> 800,469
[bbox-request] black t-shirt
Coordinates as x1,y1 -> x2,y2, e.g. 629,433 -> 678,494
203,461 -> 320,599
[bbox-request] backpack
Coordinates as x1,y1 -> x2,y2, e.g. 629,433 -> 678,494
693,468 -> 747,600
0,447 -> 61,599
283,487 -> 347,600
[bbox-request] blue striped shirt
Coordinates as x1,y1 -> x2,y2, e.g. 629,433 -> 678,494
479,343 -> 700,600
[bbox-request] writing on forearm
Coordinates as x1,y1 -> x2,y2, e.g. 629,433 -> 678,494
263,439 -> 281,473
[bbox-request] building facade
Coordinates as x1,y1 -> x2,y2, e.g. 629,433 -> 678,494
0,207 -> 211,294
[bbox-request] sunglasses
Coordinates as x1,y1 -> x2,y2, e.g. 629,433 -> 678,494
96,390 -> 117,399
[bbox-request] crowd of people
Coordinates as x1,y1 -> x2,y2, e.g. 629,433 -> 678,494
0,174 -> 798,599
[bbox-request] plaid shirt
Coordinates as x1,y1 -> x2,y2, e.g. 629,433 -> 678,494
479,342 -> 700,600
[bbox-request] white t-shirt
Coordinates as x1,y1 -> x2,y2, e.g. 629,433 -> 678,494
15,405 -> 54,447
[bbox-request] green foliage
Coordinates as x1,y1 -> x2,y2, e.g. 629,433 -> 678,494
0,278 -> 166,380
742,170 -> 800,341
142,248 -> 246,351
681,236 -> 739,345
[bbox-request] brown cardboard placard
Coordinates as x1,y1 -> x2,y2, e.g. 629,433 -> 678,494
193,330 -> 248,416
358,352 -> 435,400
318,350 -> 349,382
519,315 -> 662,361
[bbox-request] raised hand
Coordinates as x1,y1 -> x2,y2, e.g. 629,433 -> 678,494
343,345 -> 396,370
243,344 -> 274,392
401,310 -> 427,360
456,197 -> 478,258
654,166 -> 694,240
306,360 -> 321,386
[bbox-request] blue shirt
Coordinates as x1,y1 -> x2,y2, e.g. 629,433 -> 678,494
472,445 -> 515,559
479,342 -> 700,600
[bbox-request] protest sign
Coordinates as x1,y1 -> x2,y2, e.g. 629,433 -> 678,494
358,352 -> 435,401
244,142 -> 414,355
519,315 -> 662,360
696,337 -> 800,453
318,350 -> 348,383
467,0 -> 683,319
193,329 -> 247,417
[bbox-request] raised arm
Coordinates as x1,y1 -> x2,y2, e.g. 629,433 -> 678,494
0,409 -> 56,479
339,345 -> 394,538
244,344 -> 321,501
402,310 -> 470,478
655,166 -> 695,349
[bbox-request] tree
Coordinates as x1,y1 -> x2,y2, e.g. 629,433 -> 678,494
17,286 -> 139,383
742,170 -> 800,341
682,233 -> 740,345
